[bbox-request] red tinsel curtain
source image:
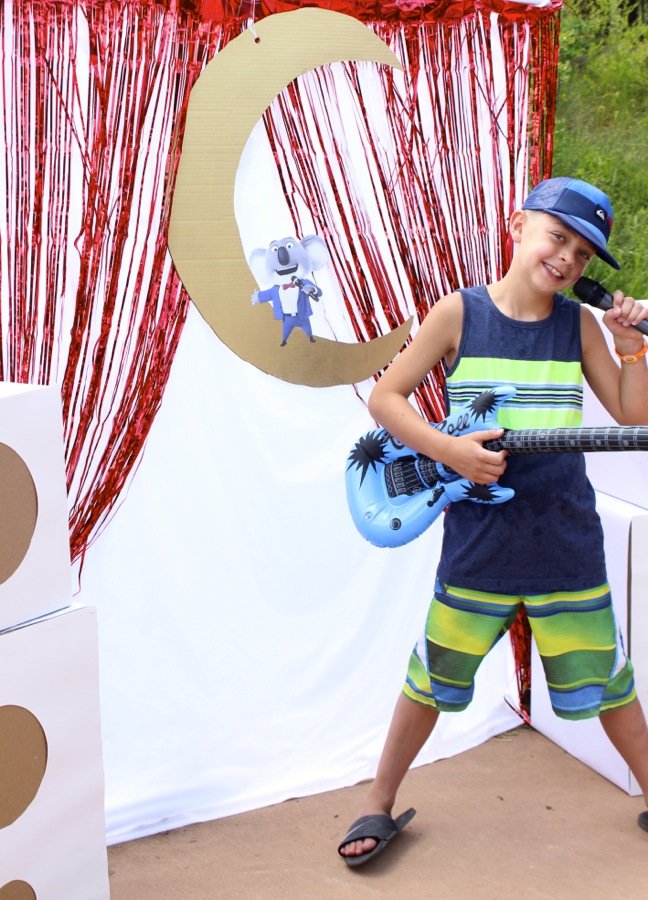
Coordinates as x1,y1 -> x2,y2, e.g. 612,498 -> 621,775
0,1 -> 232,562
263,1 -> 561,422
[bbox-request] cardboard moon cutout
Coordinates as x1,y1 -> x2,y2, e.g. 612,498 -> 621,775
168,9 -> 412,387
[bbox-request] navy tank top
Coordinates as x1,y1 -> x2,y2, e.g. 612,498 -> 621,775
436,285 -> 607,594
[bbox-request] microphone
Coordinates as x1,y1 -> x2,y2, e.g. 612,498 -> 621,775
573,277 -> 648,336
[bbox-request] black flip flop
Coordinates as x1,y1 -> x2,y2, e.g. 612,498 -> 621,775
337,808 -> 416,867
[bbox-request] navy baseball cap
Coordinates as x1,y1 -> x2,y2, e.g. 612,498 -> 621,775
522,177 -> 620,269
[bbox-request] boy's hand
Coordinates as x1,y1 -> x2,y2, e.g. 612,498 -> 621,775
603,290 -> 648,353
442,429 -> 508,484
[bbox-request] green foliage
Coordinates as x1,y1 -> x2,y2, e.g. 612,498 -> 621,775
553,0 -> 648,295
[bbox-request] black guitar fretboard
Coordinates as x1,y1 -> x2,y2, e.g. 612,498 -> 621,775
485,426 -> 648,454
386,426 -> 648,498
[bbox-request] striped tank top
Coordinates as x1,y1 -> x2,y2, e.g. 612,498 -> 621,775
436,285 -> 606,594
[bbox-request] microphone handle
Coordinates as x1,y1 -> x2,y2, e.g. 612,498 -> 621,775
574,277 -> 648,336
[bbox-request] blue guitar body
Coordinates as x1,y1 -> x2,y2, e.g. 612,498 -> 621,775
345,386 -> 517,548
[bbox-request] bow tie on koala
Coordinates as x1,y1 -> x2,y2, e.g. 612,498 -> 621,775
249,235 -> 330,347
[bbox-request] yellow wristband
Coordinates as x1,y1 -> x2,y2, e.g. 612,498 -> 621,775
615,341 -> 648,364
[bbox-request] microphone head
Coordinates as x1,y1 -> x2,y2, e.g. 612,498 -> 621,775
573,276 -> 648,335
573,276 -> 607,307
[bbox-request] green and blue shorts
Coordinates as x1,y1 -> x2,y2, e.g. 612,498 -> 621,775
404,579 -> 636,720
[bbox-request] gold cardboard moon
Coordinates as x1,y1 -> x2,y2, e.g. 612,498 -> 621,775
168,8 -> 412,387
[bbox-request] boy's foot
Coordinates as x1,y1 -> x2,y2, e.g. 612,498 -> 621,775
338,804 -> 391,860
638,811 -> 648,832
337,808 -> 416,867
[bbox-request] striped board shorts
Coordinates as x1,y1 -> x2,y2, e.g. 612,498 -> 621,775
404,579 -> 636,720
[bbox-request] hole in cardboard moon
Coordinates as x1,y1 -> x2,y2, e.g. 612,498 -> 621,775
0,882 -> 37,900
0,444 -> 38,584
0,706 -> 48,829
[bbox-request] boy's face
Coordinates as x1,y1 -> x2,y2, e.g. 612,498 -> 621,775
512,209 -> 596,291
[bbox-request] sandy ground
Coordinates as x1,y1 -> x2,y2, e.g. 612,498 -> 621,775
107,726 -> 648,899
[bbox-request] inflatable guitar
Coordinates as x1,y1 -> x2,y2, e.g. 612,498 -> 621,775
346,385 -> 648,548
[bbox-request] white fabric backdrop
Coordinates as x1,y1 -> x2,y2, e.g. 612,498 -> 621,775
75,306 -> 519,846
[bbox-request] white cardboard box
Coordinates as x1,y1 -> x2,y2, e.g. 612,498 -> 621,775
531,491 -> 648,795
0,604 -> 109,899
0,382 -> 72,631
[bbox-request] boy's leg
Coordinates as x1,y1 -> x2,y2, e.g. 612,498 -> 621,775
340,582 -> 517,859
527,583 -> 648,812
599,698 -> 648,804
338,693 -> 439,859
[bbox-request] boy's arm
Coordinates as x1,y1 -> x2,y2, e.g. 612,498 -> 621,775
368,291 -> 507,485
581,294 -> 648,425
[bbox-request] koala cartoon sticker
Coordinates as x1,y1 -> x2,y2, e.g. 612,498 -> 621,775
249,235 -> 330,347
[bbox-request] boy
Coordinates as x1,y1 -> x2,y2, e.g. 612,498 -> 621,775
338,177 -> 648,866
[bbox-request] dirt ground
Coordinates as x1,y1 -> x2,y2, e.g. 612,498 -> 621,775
107,725 -> 648,899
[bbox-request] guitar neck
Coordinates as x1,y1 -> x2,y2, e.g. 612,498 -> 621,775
486,426 -> 648,454
390,425 -> 648,500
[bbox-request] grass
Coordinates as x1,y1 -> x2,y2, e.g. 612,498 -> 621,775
552,0 -> 648,294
